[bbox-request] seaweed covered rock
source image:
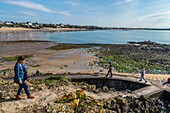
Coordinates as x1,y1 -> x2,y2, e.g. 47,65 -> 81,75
56,90 -> 104,113
104,96 -> 163,113
43,76 -> 72,89
55,90 -> 165,113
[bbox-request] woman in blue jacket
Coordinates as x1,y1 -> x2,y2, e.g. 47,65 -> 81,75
14,56 -> 34,99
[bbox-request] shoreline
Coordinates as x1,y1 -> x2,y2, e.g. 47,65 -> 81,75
0,27 -> 88,32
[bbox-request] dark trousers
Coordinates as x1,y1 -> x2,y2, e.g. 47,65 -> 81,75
106,69 -> 112,76
17,80 -> 30,96
140,74 -> 147,82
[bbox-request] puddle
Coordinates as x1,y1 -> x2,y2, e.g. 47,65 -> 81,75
0,59 -> 5,62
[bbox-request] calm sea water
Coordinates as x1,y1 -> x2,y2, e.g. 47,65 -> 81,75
0,30 -> 170,44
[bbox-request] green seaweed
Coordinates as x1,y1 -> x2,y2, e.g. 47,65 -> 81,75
2,55 -> 32,61
43,75 -> 72,84
96,44 -> 170,74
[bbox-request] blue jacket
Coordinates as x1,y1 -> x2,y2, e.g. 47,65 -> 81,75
14,62 -> 25,83
141,69 -> 145,76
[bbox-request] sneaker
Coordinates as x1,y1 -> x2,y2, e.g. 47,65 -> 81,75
145,81 -> 147,84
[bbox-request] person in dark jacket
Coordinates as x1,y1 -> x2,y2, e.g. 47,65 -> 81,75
106,62 -> 113,77
14,56 -> 34,99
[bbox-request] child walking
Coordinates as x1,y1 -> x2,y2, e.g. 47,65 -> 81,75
139,67 -> 147,83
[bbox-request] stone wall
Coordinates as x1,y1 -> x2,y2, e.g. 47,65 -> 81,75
72,77 -> 149,91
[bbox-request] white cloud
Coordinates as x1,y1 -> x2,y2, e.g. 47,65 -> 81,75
4,0 -> 71,16
139,11 -> 170,21
132,10 -> 170,27
124,0 -> 133,3
21,11 -> 37,16
65,1 -> 78,6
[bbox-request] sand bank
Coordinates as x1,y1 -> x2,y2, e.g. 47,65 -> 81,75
0,27 -> 87,32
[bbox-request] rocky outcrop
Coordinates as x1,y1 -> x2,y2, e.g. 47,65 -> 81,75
50,90 -> 166,113
0,76 -> 170,113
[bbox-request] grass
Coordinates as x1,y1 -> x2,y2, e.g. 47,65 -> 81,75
43,75 -> 72,84
2,54 -> 32,61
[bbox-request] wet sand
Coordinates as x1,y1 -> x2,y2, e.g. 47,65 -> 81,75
0,41 -> 102,75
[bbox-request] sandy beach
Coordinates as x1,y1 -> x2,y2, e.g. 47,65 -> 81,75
0,27 -> 87,32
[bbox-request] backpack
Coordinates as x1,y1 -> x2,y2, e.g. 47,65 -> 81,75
22,64 -> 28,80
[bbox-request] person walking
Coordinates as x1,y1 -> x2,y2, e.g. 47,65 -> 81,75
139,67 -> 147,83
106,62 -> 113,77
14,56 -> 34,100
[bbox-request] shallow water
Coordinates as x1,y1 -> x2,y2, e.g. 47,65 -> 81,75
0,59 -> 5,62
0,30 -> 170,44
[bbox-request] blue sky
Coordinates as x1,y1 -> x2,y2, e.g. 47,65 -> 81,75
0,0 -> 170,28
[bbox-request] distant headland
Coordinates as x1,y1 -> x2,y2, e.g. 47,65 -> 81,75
0,21 -> 170,31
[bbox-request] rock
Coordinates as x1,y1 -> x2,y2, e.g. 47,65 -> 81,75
0,78 -> 5,85
110,88 -> 116,92
5,96 -> 10,99
88,85 -> 96,92
52,110 -> 57,113
0,81 -> 4,85
30,87 -> 34,90
100,108 -> 104,113
70,99 -> 79,109
94,89 -> 100,93
103,86 -> 109,92
81,85 -> 88,90
139,95 -> 147,101
57,90 -> 85,103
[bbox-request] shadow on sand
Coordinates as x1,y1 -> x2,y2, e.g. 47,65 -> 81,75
0,98 -> 24,103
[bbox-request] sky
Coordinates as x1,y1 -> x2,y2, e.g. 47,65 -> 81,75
0,0 -> 170,28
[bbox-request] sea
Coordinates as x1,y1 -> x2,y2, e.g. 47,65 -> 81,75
0,30 -> 170,44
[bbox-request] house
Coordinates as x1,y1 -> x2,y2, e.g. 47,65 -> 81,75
5,21 -> 13,25
27,22 -> 33,26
